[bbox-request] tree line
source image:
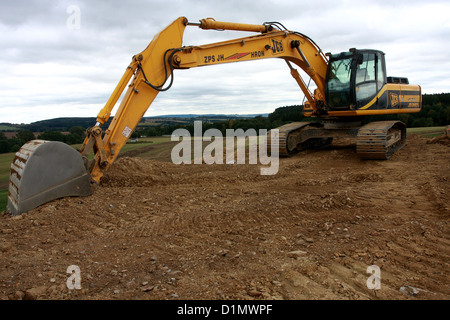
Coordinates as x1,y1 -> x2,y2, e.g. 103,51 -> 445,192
0,126 -> 86,154
137,93 -> 450,137
1,93 -> 449,154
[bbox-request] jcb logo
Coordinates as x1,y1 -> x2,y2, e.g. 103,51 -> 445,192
271,40 -> 284,54
390,93 -> 400,108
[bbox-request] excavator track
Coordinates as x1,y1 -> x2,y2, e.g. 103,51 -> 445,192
268,122 -> 333,157
356,121 -> 406,160
268,120 -> 407,160
268,122 -> 311,157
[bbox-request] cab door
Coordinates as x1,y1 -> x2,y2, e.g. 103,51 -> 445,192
355,51 -> 386,109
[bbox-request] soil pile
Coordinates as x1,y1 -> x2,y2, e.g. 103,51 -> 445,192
1,135 -> 448,300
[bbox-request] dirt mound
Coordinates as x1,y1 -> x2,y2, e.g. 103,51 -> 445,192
0,136 -> 449,300
101,157 -> 177,187
427,134 -> 450,146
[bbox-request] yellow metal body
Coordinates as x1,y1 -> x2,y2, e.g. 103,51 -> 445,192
198,17 -> 269,33
303,82 -> 422,117
172,31 -> 328,95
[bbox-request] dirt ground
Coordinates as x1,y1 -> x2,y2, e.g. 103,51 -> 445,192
0,134 -> 448,300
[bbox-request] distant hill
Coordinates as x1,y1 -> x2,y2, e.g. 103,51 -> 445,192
0,118 -> 101,132
1,92 -> 448,132
0,114 -> 269,132
148,114 -> 269,119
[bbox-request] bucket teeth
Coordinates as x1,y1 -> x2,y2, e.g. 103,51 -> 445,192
7,140 -> 93,216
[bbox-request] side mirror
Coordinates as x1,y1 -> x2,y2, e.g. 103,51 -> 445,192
356,54 -> 364,65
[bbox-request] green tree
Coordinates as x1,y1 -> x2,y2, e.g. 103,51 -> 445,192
9,143 -> 21,153
0,132 -> 9,153
131,130 -> 140,139
37,131 -> 66,142
143,126 -> 162,137
16,129 -> 35,146
70,126 -> 85,137
65,126 -> 86,144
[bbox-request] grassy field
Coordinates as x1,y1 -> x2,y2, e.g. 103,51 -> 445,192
0,127 -> 446,212
0,125 -> 19,131
407,126 -> 446,137
70,136 -> 172,160
0,153 -> 15,188
0,189 -> 7,211
121,136 -> 172,152
0,152 -> 13,210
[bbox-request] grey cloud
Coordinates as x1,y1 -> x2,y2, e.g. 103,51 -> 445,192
0,0 -> 449,123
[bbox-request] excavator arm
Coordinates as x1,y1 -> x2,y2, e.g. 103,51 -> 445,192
81,17 -> 329,183
80,17 -> 187,182
7,16 -> 329,215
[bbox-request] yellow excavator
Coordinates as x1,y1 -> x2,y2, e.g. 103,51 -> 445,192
7,17 -> 421,215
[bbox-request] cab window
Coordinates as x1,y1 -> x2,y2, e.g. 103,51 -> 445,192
326,55 -> 353,109
355,53 -> 377,107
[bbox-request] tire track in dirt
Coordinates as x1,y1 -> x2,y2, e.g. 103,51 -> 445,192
0,134 -> 448,300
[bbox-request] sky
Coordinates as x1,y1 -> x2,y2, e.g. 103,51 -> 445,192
0,0 -> 449,124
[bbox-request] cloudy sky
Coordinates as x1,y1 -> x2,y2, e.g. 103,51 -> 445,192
1,0 -> 449,124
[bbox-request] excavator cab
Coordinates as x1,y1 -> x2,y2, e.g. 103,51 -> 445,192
324,48 -> 421,115
325,49 -> 386,111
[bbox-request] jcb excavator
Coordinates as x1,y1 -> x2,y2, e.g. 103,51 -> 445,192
7,17 -> 422,215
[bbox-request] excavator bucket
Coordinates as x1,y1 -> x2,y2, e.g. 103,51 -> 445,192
7,140 -> 92,216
